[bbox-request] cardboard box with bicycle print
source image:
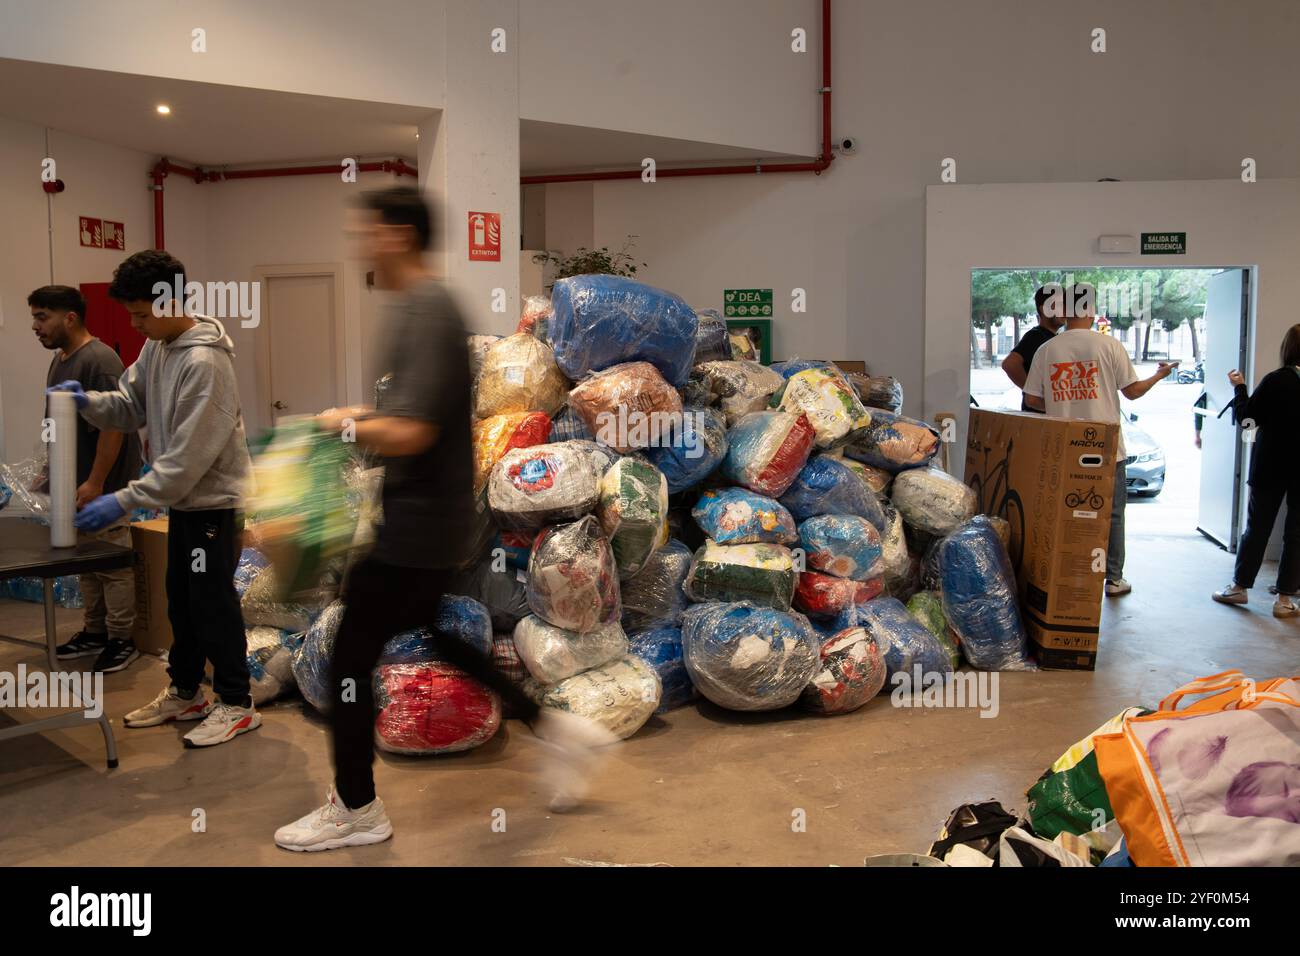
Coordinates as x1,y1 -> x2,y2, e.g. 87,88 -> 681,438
964,409 -> 1119,670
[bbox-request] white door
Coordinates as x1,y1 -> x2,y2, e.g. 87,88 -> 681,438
1196,269 -> 1250,550
265,274 -> 338,423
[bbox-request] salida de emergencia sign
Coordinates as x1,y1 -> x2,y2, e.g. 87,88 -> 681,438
1141,232 -> 1186,255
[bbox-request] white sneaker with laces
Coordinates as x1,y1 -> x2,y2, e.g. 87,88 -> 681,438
1104,578 -> 1132,597
274,787 -> 393,852
532,709 -> 621,812
124,685 -> 214,728
182,699 -> 261,748
1212,584 -> 1249,606
1274,597 -> 1298,619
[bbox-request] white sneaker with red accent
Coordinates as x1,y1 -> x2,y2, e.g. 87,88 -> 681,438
274,787 -> 393,852
124,685 -> 214,728
182,699 -> 261,748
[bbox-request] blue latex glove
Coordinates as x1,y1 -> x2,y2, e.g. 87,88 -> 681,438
46,380 -> 88,410
74,494 -> 125,531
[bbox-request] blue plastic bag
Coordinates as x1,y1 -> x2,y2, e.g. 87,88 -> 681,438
835,597 -> 951,683
938,516 -> 1035,671
780,455 -> 886,530
628,625 -> 696,712
293,600 -> 344,712
234,548 -> 271,599
844,409 -> 941,473
692,487 -> 798,545
379,594 -> 494,665
770,358 -> 836,380
645,406 -> 729,493
549,275 -> 699,387
799,514 -> 884,581
680,601 -> 821,711
692,309 -> 731,366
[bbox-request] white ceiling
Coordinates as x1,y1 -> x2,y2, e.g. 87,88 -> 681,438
0,58 -> 808,174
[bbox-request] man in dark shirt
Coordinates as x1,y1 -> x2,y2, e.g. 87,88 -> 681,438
1002,284 -> 1065,412
30,285 -> 143,672
275,188 -> 617,853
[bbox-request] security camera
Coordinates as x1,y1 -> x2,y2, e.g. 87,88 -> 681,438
837,136 -> 859,155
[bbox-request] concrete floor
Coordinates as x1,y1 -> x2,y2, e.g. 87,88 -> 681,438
1,529 -> 1295,867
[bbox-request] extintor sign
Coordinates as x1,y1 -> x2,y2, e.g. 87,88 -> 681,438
468,211 -> 501,262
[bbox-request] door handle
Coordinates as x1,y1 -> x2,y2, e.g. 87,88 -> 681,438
272,400 -> 287,410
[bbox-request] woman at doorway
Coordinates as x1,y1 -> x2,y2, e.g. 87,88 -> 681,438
1212,324 -> 1300,617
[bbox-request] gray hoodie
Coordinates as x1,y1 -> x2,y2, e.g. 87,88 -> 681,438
82,315 -> 252,512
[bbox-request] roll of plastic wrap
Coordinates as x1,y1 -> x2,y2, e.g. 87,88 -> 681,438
48,391 -> 78,547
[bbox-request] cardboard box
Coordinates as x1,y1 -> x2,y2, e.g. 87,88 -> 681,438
964,410 -> 1119,670
130,517 -> 172,656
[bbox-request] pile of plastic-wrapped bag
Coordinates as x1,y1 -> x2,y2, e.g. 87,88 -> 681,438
128,271 -> 1039,762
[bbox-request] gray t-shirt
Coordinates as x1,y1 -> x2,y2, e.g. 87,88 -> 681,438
371,280 -> 476,569
45,338 -> 142,493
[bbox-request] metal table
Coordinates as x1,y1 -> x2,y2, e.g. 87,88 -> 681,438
0,517 -> 132,768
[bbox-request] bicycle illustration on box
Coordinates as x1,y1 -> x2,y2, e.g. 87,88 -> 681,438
967,437 -> 1025,567
1064,486 -> 1105,510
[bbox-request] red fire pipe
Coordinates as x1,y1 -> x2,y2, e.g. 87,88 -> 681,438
522,0 -> 834,186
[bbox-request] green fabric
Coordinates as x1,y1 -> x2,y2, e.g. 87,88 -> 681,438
1026,750 -> 1115,840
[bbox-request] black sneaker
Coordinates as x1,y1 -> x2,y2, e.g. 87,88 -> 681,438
93,639 -> 140,673
56,630 -> 108,661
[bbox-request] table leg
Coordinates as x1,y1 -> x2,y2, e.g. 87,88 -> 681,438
43,577 -> 58,671
97,712 -> 119,769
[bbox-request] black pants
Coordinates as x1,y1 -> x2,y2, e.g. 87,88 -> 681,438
330,556 -> 541,810
166,507 -> 250,704
1234,481 -> 1300,595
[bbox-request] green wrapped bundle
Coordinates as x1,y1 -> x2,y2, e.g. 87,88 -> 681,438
905,590 -> 960,670
597,457 -> 669,577
248,416 -> 356,599
684,541 -> 796,611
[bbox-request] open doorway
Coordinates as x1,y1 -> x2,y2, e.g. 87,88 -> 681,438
968,267 -> 1246,543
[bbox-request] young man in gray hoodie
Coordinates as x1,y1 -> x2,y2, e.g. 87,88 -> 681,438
48,250 -> 259,748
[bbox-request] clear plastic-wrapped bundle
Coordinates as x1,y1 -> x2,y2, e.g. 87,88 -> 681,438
720,411 -> 815,498
644,406 -> 728,493
597,457 -> 669,576
776,367 -> 872,448
568,362 -> 683,452
692,487 -> 798,545
690,360 -> 785,426
801,626 -> 887,715
799,514 -> 884,581
379,594 -> 495,664
234,547 -> 271,599
549,275 -> 699,387
467,334 -> 501,381
847,374 -> 904,414
292,600 -> 344,713
680,601 -> 820,711
240,562 -> 314,632
793,569 -> 885,619
627,625 -> 696,712
247,415 -> 356,600
729,330 -> 759,362
245,626 -> 304,705
488,443 -> 599,531
1,575 -> 83,608
0,457 -> 50,520
472,411 -> 552,496
691,309 -> 731,366
890,467 -> 977,537
526,655 -> 661,739
779,455 -> 886,531
562,439 -> 620,477
771,358 -> 836,380
527,515 -> 621,632
620,538 -> 692,631
842,457 -> 893,495
879,501 -> 913,593
549,406 -> 594,443
684,541 -> 797,610
453,559 -> 531,632
517,294 -> 552,338
836,597 -> 952,682
906,590 -> 961,670
938,516 -> 1034,671
473,332 -> 570,419
512,615 -> 628,684
844,409 -> 940,474
373,662 -> 501,755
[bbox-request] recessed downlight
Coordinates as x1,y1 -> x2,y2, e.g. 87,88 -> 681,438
156,104 -> 171,115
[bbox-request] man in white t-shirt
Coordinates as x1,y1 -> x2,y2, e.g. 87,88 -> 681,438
1023,284 -> 1176,597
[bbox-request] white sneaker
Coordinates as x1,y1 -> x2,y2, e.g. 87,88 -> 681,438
1104,578 -> 1132,597
1274,598 -> 1298,619
124,685 -> 214,728
182,699 -> 261,748
1212,584 -> 1249,606
274,786 -> 393,852
532,708 -> 621,812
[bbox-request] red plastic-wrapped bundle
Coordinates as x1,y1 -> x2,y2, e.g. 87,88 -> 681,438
801,626 -> 887,715
793,570 -> 885,618
720,411 -> 816,498
472,411 -> 552,496
373,662 -> 501,755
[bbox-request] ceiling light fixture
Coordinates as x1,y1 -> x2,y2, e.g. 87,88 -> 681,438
156,104 -> 171,115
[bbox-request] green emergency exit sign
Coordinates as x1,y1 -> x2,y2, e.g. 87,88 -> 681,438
724,288 -> 773,318
1141,232 -> 1186,255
